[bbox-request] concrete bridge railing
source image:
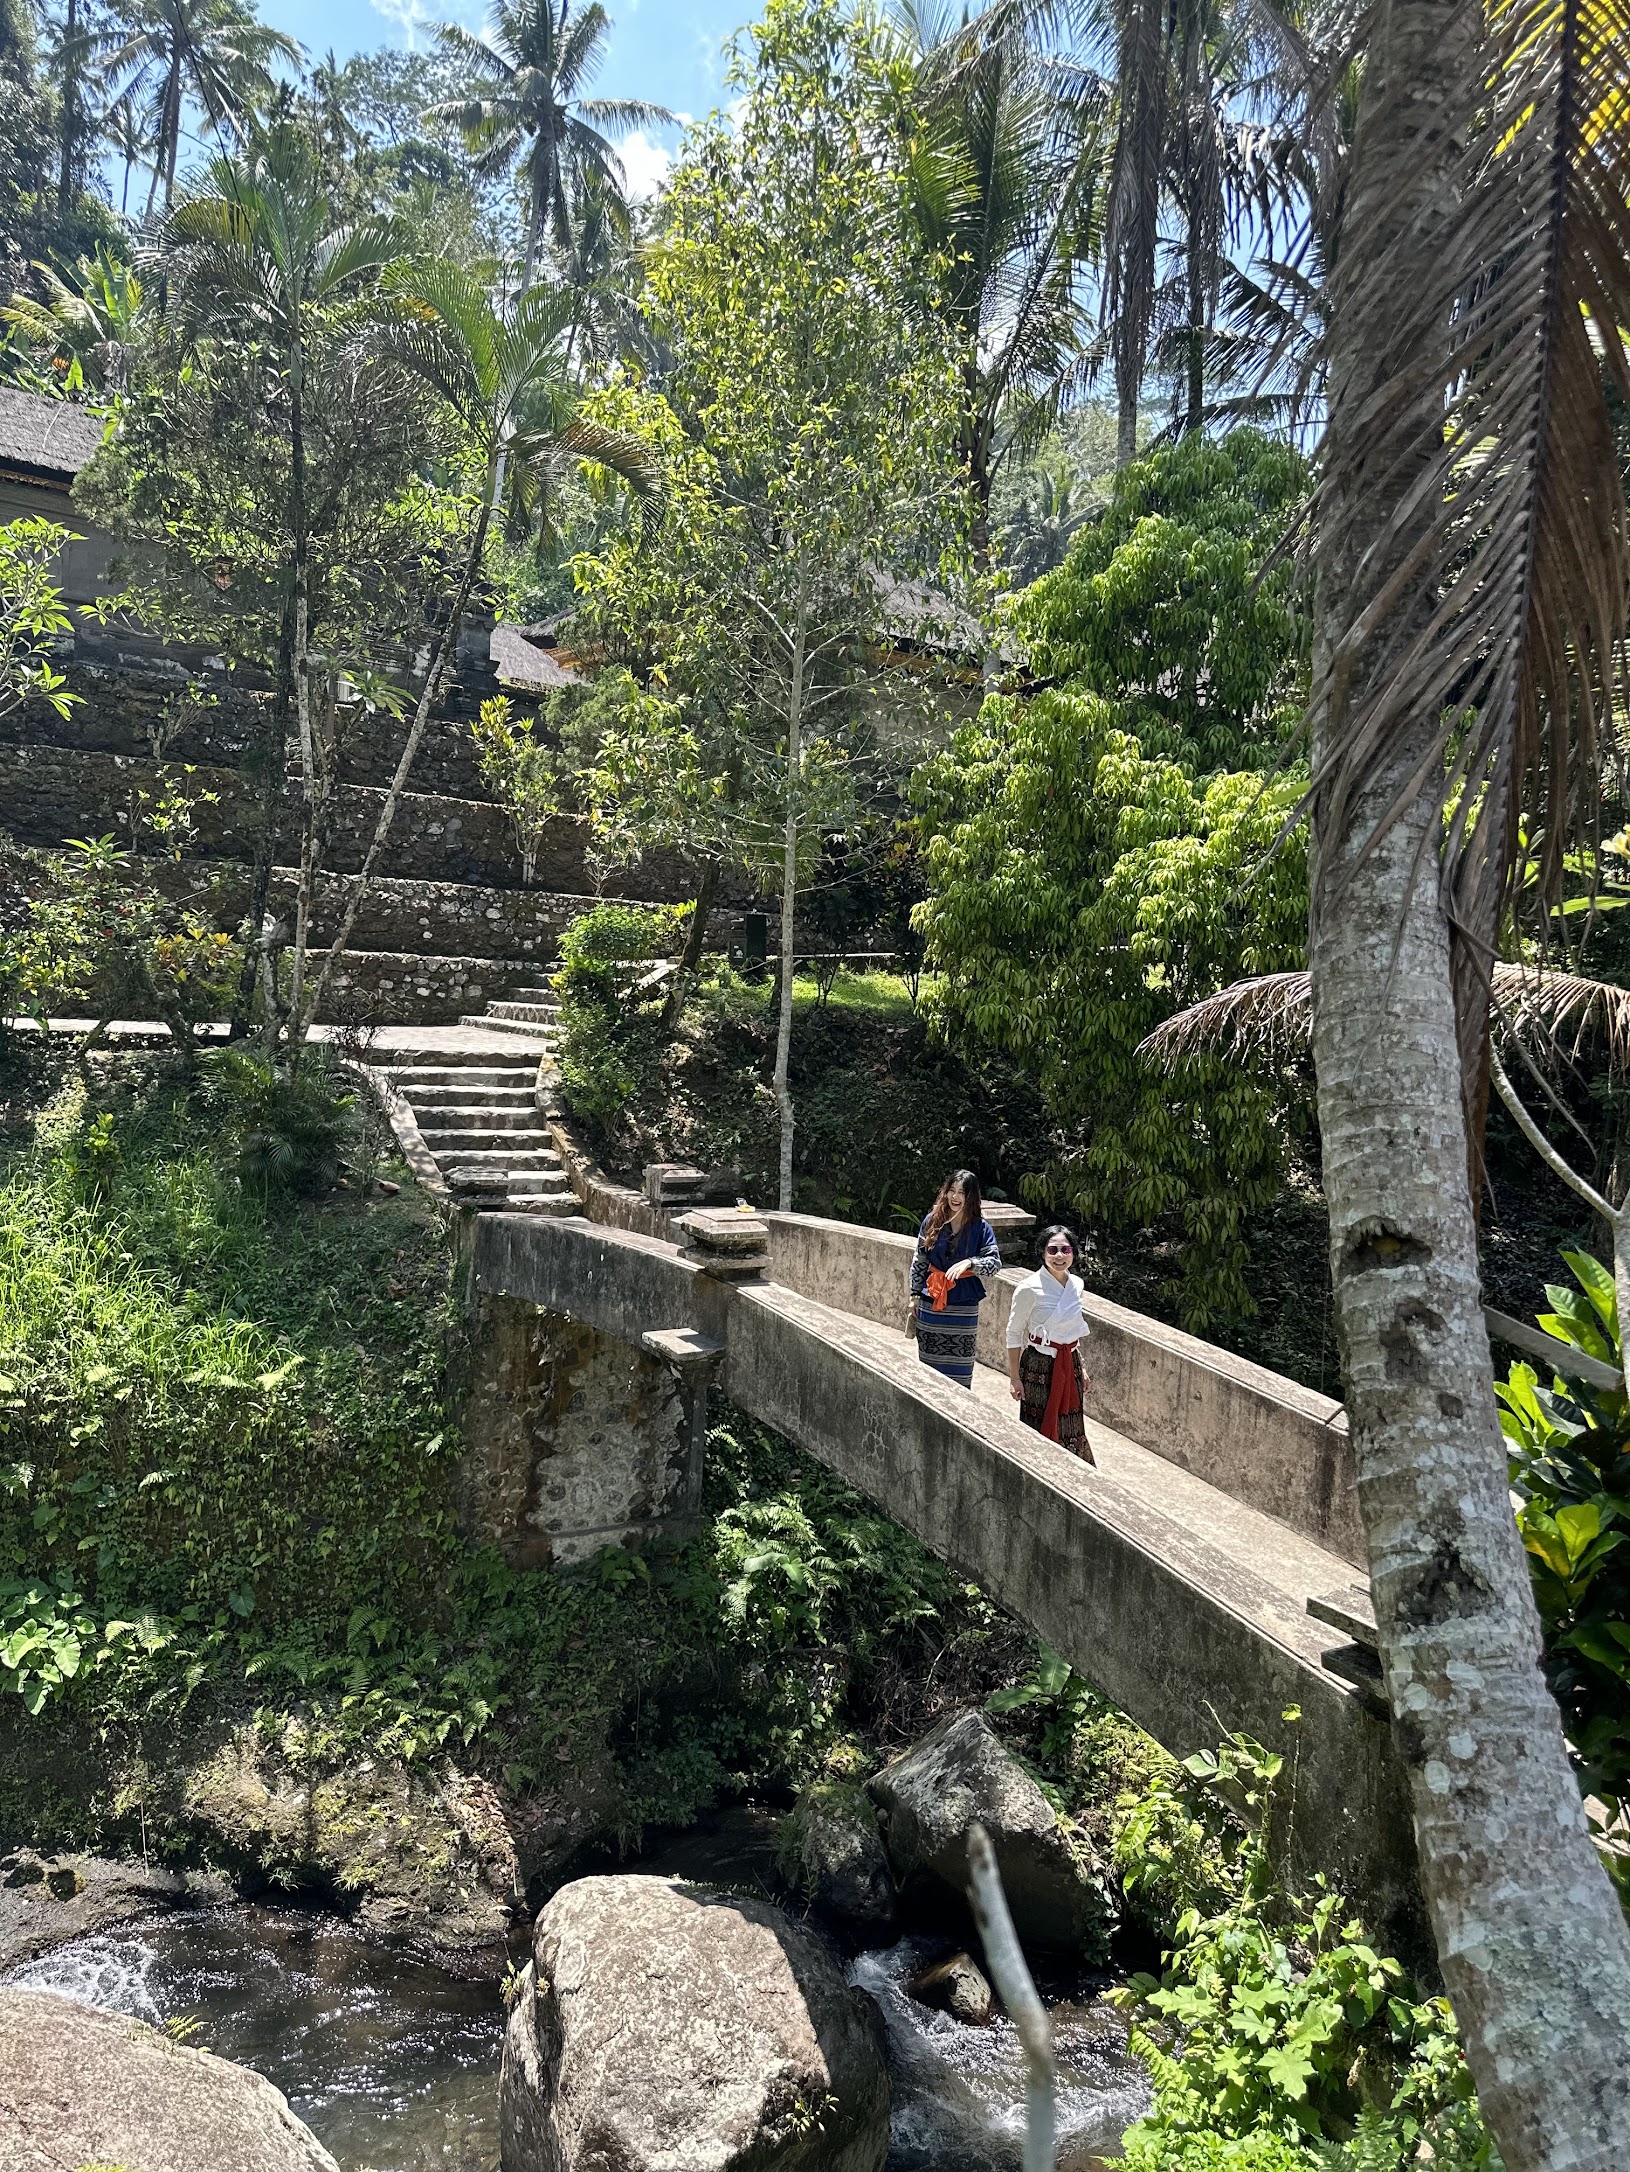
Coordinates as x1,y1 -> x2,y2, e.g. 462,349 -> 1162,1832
757,1213 -> 1363,1568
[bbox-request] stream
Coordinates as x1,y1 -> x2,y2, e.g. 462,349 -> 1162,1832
4,1810 -> 1149,2171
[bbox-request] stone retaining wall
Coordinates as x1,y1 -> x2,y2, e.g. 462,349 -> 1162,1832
0,746 -> 696,896
313,949 -> 530,1025
149,863 -> 579,962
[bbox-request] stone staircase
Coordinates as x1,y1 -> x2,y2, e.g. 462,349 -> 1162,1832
376,981 -> 576,1214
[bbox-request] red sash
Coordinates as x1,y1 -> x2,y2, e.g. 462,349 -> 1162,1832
1039,1340 -> 1081,1441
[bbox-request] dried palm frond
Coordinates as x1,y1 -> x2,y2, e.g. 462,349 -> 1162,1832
1141,961 -> 1630,1072
1308,0 -> 1630,1107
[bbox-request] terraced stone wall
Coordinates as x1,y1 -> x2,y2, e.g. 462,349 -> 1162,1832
0,625 -> 739,1024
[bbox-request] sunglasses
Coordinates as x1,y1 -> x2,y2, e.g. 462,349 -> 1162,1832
1044,1243 -> 1073,1256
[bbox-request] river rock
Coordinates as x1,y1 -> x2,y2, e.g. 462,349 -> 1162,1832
0,1846 -> 228,1971
867,1707 -> 1109,1951
906,1949 -> 993,2025
174,1720 -> 601,1973
0,1984 -> 340,2171
500,1873 -> 890,2172
781,1781 -> 897,1938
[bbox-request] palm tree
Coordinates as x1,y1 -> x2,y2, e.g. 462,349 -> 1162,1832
101,87 -> 158,213
98,0 -> 301,218
159,126 -> 400,1037
1098,0 -> 1326,456
300,258 -> 659,1038
895,0 -> 1108,555
428,0 -> 672,287
1296,0 -> 1630,2149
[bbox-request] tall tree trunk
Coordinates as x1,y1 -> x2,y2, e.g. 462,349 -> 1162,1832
162,68 -> 181,210
228,609 -> 296,1038
1184,209 -> 1205,434
144,71 -> 175,223
284,337 -> 317,1051
56,0 -> 79,223
1116,374 -> 1139,467
1309,0 -> 1630,2161
299,470 -> 500,1041
772,606 -> 807,1214
681,854 -> 719,974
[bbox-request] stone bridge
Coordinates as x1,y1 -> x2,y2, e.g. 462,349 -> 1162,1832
460,1197 -> 1431,1955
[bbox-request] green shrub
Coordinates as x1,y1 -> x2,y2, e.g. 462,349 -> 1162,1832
555,902 -> 691,1132
1120,2131 -> 1313,2172
203,1047 -> 359,1197
1496,1249 -> 1630,1820
1111,1733 -> 1499,2169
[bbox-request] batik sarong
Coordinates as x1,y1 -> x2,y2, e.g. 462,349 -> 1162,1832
915,1298 -> 982,1388
1018,1342 -> 1093,1461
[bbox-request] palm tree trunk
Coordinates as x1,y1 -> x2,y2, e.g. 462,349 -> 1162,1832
160,66 -> 181,208
56,0 -> 79,223
1309,0 -> 1630,2159
144,72 -> 175,223
1185,211 -> 1204,434
772,601 -> 807,1214
298,465 -> 501,1041
1116,375 -> 1139,467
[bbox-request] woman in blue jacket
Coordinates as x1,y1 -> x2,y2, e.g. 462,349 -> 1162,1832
905,1168 -> 1001,1389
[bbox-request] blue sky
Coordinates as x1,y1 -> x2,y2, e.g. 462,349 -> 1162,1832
265,0 -> 746,192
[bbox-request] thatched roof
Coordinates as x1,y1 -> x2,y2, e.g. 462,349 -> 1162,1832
0,388 -> 105,485
490,622 -> 583,693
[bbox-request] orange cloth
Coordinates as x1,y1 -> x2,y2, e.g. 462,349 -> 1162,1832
925,1268 -> 953,1312
1040,1340 -> 1082,1442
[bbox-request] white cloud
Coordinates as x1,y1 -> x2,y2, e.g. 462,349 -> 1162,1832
371,0 -> 479,45
618,129 -> 673,203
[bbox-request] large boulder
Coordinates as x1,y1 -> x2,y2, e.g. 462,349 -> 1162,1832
867,1707 -> 1111,1951
180,1724 -> 520,1968
780,1781 -> 897,1940
500,1874 -> 889,2172
0,1984 -> 339,2172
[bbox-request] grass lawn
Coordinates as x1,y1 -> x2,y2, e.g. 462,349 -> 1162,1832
791,967 -> 935,1022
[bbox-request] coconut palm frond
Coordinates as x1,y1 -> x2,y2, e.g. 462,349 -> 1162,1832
1141,961 -> 1630,1077
1308,0 -> 1630,1102
1138,970 -> 1313,1067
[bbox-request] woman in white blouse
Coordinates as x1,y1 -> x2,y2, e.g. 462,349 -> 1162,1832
1005,1225 -> 1093,1462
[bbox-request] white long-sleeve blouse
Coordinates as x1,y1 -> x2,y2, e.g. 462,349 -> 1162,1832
1005,1268 -> 1091,1351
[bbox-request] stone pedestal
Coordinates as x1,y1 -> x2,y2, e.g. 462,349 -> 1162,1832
676,1207 -> 771,1280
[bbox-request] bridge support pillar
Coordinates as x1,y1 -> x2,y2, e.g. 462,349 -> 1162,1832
455,1294 -> 692,1567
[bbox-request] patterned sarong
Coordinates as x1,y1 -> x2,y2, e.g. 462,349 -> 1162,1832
915,1298 -> 981,1388
1019,1343 -> 1093,1461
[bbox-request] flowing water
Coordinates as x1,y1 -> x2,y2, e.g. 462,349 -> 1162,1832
4,1832 -> 1149,2171
6,1905 -> 506,2172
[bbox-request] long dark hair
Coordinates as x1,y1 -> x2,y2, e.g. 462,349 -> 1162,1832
925,1167 -> 983,1243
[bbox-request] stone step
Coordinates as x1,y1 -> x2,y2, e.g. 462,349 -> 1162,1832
372,1043 -> 541,1070
417,1126 -> 559,1154
439,1148 -> 561,1173
403,1083 -> 537,1108
456,1014 -> 556,1040
507,1192 -> 579,1216
378,1064 -> 538,1087
486,1000 -> 561,1023
508,985 -> 559,1002
412,1104 -> 547,1132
